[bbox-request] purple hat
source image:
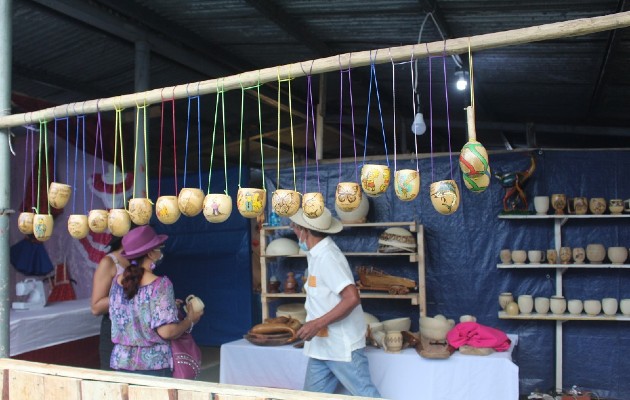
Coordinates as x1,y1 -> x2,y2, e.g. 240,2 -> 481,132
120,226 -> 168,259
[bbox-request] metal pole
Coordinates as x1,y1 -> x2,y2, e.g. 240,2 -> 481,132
134,41 -> 150,199
0,0 -> 14,358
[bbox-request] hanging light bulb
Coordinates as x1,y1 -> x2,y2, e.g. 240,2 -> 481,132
455,70 -> 469,91
411,92 -> 426,135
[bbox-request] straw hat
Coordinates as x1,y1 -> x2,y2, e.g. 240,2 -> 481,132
289,208 -> 342,234
120,225 -> 168,259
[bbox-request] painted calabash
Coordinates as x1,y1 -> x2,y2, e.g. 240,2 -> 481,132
335,182 -> 362,212
178,188 -> 205,217
156,195 -> 181,224
48,182 -> 72,209
67,214 -> 89,239
128,198 -> 153,226
360,164 -> 391,197
236,188 -> 266,218
203,193 -> 233,223
33,213 -> 54,242
271,189 -> 301,217
88,209 -> 109,233
459,141 -> 491,193
429,179 -> 460,215
108,208 -> 131,237
302,192 -> 325,218
394,169 -> 420,201
18,212 -> 35,235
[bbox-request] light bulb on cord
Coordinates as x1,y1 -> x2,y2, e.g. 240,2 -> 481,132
411,112 -> 426,136
455,70 -> 469,91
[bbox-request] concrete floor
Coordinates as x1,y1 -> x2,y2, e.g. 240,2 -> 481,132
197,346 -> 220,382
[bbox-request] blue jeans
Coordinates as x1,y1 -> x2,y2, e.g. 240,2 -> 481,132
303,348 -> 381,398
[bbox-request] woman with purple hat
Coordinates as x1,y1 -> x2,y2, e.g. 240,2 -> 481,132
108,225 -> 203,376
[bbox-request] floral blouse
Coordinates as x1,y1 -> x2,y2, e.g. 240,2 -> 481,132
109,276 -> 179,371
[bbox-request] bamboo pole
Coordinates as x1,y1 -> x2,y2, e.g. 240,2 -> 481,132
2,11 -> 630,129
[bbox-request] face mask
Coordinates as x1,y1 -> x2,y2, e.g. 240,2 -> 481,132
150,251 -> 164,271
298,232 -> 309,252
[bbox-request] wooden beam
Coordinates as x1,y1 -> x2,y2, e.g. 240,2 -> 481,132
3,11 -> 630,128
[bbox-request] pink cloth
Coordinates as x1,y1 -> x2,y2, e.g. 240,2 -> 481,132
446,322 -> 511,351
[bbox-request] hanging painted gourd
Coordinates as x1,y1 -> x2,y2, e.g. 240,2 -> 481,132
459,106 -> 491,192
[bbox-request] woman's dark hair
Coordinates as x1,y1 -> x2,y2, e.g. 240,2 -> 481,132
121,257 -> 145,299
108,235 -> 123,252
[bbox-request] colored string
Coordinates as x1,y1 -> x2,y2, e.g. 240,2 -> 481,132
112,107 -> 127,208
133,104 -> 150,199
441,44 -> 454,180
184,96 -> 201,189
362,53 -> 390,167
304,74 -> 321,193
348,67 -> 358,182
37,122 -> 43,214
257,79 -> 266,191
275,71 -> 297,191
209,85 -> 222,193
170,99 -> 178,193
81,116 -> 87,213
90,113 -> 103,210
391,55 -> 397,172
158,97 -> 165,197
410,54 -> 420,173
196,97 -> 202,189
72,116 -> 80,213
468,39 -> 475,110
427,44 -> 434,183
220,84 -> 228,195
22,128 -> 32,212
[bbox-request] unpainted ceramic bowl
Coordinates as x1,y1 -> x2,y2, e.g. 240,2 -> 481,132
419,316 -> 455,341
364,312 -> 380,325
382,317 -> 411,332
584,299 -> 602,316
607,247 -> 628,264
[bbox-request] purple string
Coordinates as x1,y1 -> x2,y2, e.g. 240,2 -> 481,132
348,68 -> 358,182
196,97 -> 202,189
81,116 -> 87,213
363,59 -> 390,167
30,127 -> 35,208
183,97 -> 192,188
72,116 -> 80,213
22,128 -> 32,211
90,112 -> 105,211
409,55 -> 420,172
428,46 -> 434,182
441,46 -> 454,180
339,68 -> 343,182
304,76 -> 310,193
53,119 -> 57,182
307,75 -> 321,192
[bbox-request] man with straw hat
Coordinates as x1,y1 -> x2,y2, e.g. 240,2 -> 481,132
290,208 -> 380,398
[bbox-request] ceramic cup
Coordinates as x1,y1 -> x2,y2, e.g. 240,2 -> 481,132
619,299 -> 630,316
511,250 -> 527,264
203,193 -> 233,223
271,189 -> 301,217
394,169 -> 420,201
567,299 -> 583,315
559,247 -> 572,264
48,182 -> 72,209
550,296 -> 567,315
178,188 -> 205,217
589,197 -> 606,215
518,295 -> 534,315
499,249 -> 512,264
572,247 -> 585,264
128,198 -> 153,225
547,249 -> 558,265
586,243 -> 606,263
534,297 -> 550,314
360,164 -> 391,198
602,298 -> 618,315
108,208 -> 131,237
302,192 -> 325,218
156,195 -> 182,224
236,188 -> 266,219
67,214 -> 89,239
533,196 -> 550,215
551,194 -> 567,215
528,250 -> 544,264
607,246 -> 628,265
505,301 -> 519,316
583,299 -> 601,316
335,182 -> 362,212
17,212 -> 35,235
33,213 -> 54,242
185,294 -> 205,313
609,199 -> 624,215
459,315 -> 477,323
429,180 -> 460,215
567,197 -> 587,215
384,331 -> 403,353
88,209 -> 109,233
499,292 -> 514,310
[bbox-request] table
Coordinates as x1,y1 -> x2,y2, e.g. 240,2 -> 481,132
10,298 -> 101,356
220,334 -> 519,400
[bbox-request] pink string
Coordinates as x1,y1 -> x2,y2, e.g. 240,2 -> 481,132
441,43 -> 454,180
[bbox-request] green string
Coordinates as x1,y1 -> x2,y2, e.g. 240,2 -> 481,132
133,104 -> 150,199
207,87 -> 222,194
220,84 -> 229,195
258,82 -> 266,191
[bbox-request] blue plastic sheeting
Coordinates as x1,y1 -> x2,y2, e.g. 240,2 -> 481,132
266,149 -> 630,399
148,167 -> 253,347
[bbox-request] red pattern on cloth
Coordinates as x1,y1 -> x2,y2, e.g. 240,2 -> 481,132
446,322 -> 511,351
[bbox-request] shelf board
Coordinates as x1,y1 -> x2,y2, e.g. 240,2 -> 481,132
261,221 -> 417,231
497,263 -> 630,269
263,292 -> 419,301
499,213 -> 630,220
262,251 -> 416,259
498,311 -> 630,321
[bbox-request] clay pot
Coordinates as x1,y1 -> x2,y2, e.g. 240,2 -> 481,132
394,169 -> 420,201
108,209 -> 131,237
517,295 -> 533,315
547,249 -> 558,265
568,197 -> 588,215
48,182 -> 72,209
33,213 -> 54,242
67,214 -> 89,239
607,246 -> 628,264
156,195 -> 181,224
17,212 -> 35,235
551,194 -> 566,215
271,189 -> 301,217
534,297 -> 550,314
185,295 -> 205,313
360,164 -> 391,197
335,194 -> 369,224
559,246 -> 572,264
203,193 -> 232,223
568,299 -> 583,315
584,299 -> 601,316
527,250 -> 544,264
609,199 -> 624,215
572,247 -> 585,264
533,196 -> 550,215
128,198 -> 153,226
499,292 -> 514,310
178,188 -> 205,217
384,331 -> 403,353
586,244 -> 606,263
236,188 -> 266,218
335,182 -> 362,212
88,209 -> 109,233
602,298 -> 618,315
511,250 -> 527,264
550,296 -> 566,315
619,299 -> 630,316
505,301 -> 519,316
302,192 -> 325,218
589,198 -> 606,215
499,249 -> 512,264
429,179 -> 460,215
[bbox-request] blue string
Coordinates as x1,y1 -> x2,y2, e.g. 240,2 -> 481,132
362,58 -> 374,165
196,96 -> 202,189
81,116 -> 87,213
183,97 -> 192,188
72,116 -> 80,213
371,63 -> 390,167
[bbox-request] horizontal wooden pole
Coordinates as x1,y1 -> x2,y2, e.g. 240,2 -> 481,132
1,11 -> 630,128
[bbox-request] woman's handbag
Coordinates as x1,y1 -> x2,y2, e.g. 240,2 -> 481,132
171,310 -> 202,379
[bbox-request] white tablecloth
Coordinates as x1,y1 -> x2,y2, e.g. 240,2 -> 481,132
220,334 -> 519,400
10,298 -> 101,356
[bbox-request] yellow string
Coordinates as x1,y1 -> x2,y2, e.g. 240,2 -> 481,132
133,104 -> 150,200
276,68 -> 281,191
468,38 -> 475,111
